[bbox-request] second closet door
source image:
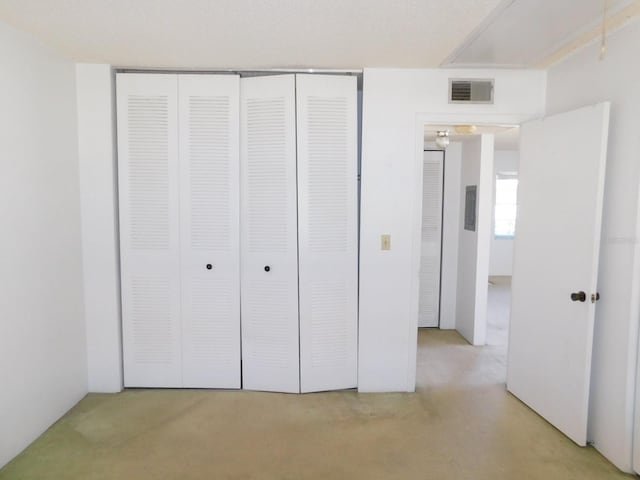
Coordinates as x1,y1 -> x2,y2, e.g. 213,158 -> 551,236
296,75 -> 358,393
240,75 -> 300,393
179,75 -> 241,388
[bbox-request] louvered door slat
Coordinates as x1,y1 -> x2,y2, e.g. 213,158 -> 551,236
240,75 -> 300,393
418,151 -> 444,328
179,75 -> 241,389
117,74 -> 182,388
296,74 -> 358,393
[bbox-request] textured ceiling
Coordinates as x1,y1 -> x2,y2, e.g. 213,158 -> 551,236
0,0 -> 504,68
445,0 -> 639,67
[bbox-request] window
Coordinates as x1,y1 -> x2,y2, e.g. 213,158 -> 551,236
495,175 -> 518,238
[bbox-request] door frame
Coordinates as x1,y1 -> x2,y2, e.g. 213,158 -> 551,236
407,112 -> 533,390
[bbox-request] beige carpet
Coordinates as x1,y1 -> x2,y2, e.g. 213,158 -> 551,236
0,284 -> 632,479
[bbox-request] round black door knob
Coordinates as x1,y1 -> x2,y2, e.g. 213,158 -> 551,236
264,266 -> 270,272
206,264 -> 212,270
570,291 -> 586,302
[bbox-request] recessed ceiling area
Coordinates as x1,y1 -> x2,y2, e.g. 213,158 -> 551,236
424,125 -> 520,150
443,0 -> 640,68
0,0 -> 505,69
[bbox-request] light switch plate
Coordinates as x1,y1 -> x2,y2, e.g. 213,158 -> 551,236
381,234 -> 391,251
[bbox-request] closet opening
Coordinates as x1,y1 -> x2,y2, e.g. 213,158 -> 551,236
114,69 -> 363,394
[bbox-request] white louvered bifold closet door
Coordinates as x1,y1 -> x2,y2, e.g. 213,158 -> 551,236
117,74 -> 182,387
178,75 -> 241,388
296,74 -> 358,393
418,151 -> 444,328
240,75 -> 300,393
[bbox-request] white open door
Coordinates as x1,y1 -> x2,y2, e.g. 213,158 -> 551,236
240,75 -> 300,393
507,102 -> 610,446
178,75 -> 241,389
117,74 -> 182,388
296,74 -> 358,393
418,150 -> 444,328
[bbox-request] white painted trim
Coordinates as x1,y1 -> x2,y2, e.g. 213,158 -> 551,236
115,67 -> 363,75
473,134 -> 495,346
442,1 -> 639,69
536,3 -> 640,68
77,64 -> 123,393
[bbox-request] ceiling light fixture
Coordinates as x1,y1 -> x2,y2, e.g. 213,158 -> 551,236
454,125 -> 477,135
435,130 -> 450,149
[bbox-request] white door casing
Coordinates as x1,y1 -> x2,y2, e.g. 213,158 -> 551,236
507,102 -> 610,446
240,75 -> 300,393
296,74 -> 359,393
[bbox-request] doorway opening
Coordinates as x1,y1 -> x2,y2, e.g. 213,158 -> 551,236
416,123 -> 520,390
412,103 -> 610,447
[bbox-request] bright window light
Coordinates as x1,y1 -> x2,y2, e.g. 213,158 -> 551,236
495,176 -> 518,238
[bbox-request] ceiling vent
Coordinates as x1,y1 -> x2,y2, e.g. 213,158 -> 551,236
449,79 -> 494,104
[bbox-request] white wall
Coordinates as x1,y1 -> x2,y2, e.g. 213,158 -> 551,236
546,19 -> 640,473
490,150 -> 519,276
76,64 -> 123,393
358,68 -> 546,392
439,142 -> 462,330
455,135 -> 494,345
0,22 -> 87,468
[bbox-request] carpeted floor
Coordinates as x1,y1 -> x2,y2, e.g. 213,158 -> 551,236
0,277 -> 632,479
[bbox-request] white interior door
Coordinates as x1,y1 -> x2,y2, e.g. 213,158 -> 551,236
240,75 -> 300,393
296,74 -> 358,393
117,73 -> 182,388
178,74 -> 241,389
418,150 -> 444,328
635,339 -> 640,473
507,102 -> 610,446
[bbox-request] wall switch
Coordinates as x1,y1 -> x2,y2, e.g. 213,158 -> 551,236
381,234 -> 391,251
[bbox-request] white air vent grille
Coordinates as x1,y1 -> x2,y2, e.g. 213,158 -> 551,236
449,79 -> 494,104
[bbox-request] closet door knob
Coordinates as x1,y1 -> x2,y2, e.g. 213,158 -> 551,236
264,266 -> 271,272
206,264 -> 212,270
